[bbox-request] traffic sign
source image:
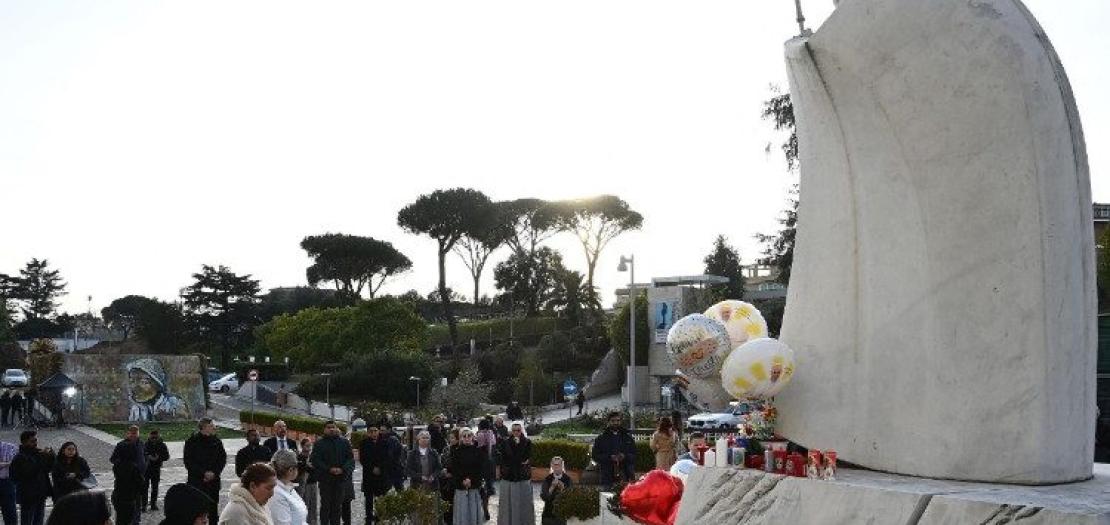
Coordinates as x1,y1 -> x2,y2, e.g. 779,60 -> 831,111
563,379 -> 578,396
248,369 -> 259,382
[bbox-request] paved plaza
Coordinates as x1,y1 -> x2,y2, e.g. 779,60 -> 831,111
0,427 -> 548,524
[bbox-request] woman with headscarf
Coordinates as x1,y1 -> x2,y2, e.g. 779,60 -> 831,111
496,422 -> 535,525
474,418 -> 498,520
50,441 -> 92,501
405,430 -> 442,492
448,428 -> 484,525
127,358 -> 189,421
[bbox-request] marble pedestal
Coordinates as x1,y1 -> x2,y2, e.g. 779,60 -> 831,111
675,465 -> 1110,524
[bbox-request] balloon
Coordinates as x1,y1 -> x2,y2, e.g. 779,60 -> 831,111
679,374 -> 732,412
665,314 -> 732,379
704,300 -> 768,349
668,459 -> 697,483
619,470 -> 685,525
720,338 -> 797,399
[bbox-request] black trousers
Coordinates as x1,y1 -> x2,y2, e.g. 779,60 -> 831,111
143,468 -> 161,509
319,481 -> 345,525
111,493 -> 139,525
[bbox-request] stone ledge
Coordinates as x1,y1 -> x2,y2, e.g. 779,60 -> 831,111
676,465 -> 1110,524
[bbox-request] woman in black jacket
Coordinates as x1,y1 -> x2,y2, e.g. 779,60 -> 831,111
50,442 -> 92,501
448,428 -> 485,525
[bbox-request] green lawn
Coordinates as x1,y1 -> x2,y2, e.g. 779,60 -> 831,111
92,422 -> 244,441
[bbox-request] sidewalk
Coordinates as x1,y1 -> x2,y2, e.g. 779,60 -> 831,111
539,391 -> 624,423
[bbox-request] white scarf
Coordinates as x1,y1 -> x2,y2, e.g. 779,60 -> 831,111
225,483 -> 275,525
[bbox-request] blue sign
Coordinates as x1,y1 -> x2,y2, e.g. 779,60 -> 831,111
563,380 -> 579,396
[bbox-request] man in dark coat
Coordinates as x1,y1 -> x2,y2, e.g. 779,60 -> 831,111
0,391 -> 10,428
143,429 -> 171,511
112,459 -> 144,525
263,420 -> 298,454
590,412 -> 636,489
10,430 -> 53,525
110,425 -> 147,525
9,392 -> 22,427
310,421 -> 354,525
427,416 -> 447,453
183,418 -> 226,525
506,401 -> 524,421
235,429 -> 274,477
359,426 -> 392,524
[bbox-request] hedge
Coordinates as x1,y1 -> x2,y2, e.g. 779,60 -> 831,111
554,486 -> 601,521
240,410 -> 346,435
535,438 -> 661,473
428,317 -> 571,348
232,362 -> 291,381
634,441 -> 654,473
533,439 -> 591,470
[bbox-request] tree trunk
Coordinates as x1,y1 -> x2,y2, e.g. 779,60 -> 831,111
473,274 -> 481,311
439,249 -> 459,349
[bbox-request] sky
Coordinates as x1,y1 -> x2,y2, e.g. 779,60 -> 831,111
0,0 -> 1107,315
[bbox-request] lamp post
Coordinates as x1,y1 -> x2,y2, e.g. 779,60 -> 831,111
409,376 -> 422,411
617,254 -> 635,419
320,373 -> 333,420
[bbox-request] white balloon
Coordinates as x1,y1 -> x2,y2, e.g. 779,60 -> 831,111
665,314 -> 733,379
720,338 -> 797,400
704,300 -> 769,349
682,375 -> 733,412
670,459 -> 697,482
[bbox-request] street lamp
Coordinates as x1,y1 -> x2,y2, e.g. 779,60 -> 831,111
319,373 -> 333,420
409,376 -> 422,411
617,254 -> 635,418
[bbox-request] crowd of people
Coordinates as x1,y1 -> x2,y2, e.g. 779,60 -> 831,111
0,390 -> 34,428
0,409 -> 573,525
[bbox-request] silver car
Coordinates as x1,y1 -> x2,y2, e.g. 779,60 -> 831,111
1,369 -> 28,387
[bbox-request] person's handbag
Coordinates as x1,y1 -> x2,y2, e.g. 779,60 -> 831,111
79,472 -> 99,490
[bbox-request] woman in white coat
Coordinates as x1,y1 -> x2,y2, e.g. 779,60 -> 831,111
219,463 -> 277,525
268,450 -> 309,525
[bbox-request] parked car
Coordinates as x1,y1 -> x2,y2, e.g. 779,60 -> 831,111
686,402 -> 759,430
206,369 -> 225,384
208,373 -> 240,394
1,369 -> 28,387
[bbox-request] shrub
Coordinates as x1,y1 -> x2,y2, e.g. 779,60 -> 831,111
239,410 -> 346,435
350,431 -> 368,451
427,366 -> 491,421
532,440 -> 590,470
554,485 -> 601,521
374,488 -> 446,525
634,441 -> 653,473
296,351 -> 435,405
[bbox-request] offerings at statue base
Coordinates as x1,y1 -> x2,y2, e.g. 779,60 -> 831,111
616,470 -> 685,525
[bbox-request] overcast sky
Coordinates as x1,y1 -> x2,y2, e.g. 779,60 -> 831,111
1,0 -> 1107,315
